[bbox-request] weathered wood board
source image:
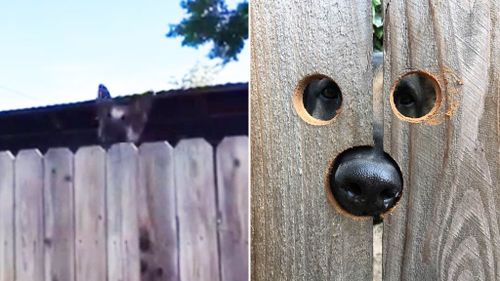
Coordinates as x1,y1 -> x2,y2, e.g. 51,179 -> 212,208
0,137 -> 247,281
251,0 -> 374,280
0,152 -> 14,281
75,146 -> 107,281
15,150 -> 44,281
175,139 -> 220,281
216,137 -> 249,281
382,1 -> 500,280
107,144 -> 141,281
44,148 -> 75,281
138,142 -> 178,280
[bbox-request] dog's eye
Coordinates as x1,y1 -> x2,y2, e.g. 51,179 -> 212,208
107,112 -> 112,118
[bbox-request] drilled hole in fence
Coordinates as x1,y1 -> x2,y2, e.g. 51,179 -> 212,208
293,74 -> 342,125
390,71 -> 442,121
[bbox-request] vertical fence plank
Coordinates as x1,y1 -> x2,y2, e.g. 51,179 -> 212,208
0,152 -> 14,281
44,148 -> 75,281
175,139 -> 220,281
107,143 -> 140,281
15,150 -> 44,281
251,1 -> 374,280
138,142 -> 178,280
216,137 -> 248,281
383,1 -> 500,280
75,146 -> 107,281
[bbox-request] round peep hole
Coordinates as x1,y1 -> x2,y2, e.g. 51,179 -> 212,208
292,74 -> 342,125
390,71 -> 442,121
325,146 -> 403,219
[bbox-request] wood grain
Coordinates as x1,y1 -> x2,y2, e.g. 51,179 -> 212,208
44,148 -> 75,281
0,152 -> 14,281
382,1 -> 500,280
138,142 -> 178,280
216,137 -> 249,281
15,150 -> 44,281
0,137 -> 246,280
251,1 -> 374,280
175,139 -> 220,281
106,143 -> 140,281
75,146 -> 107,281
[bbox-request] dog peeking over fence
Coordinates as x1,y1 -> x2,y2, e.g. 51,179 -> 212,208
96,84 -> 153,144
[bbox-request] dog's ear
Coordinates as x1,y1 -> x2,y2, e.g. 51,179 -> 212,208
97,84 -> 111,100
96,84 -> 112,120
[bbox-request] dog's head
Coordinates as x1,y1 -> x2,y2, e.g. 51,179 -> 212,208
96,84 -> 153,144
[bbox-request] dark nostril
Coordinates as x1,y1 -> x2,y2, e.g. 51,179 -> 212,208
380,188 -> 397,200
343,184 -> 361,198
326,146 -> 403,218
380,188 -> 400,209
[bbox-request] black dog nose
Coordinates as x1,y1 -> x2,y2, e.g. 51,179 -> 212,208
328,146 -> 403,217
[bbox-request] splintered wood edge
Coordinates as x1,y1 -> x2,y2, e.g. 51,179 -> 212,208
323,149 -> 403,221
389,70 -> 443,124
292,73 -> 343,126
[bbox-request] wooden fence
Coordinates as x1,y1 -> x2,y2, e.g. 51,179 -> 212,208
251,0 -> 499,280
0,137 -> 248,281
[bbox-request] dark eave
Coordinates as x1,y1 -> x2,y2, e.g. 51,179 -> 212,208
0,83 -> 248,153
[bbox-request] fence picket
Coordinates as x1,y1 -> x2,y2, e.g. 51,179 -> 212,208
216,137 -> 249,281
75,146 -> 107,281
15,150 -> 44,281
44,148 -> 75,281
251,1 -> 374,280
107,143 -> 141,281
0,152 -> 14,281
138,142 -> 178,280
382,1 -> 500,279
175,139 -> 220,281
0,137 -> 247,280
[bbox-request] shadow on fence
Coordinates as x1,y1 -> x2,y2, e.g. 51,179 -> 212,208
0,136 -> 248,281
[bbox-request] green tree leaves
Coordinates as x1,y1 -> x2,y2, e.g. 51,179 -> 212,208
372,0 -> 383,51
167,0 -> 248,64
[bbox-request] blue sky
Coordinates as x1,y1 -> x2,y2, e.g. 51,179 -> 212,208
0,0 -> 249,110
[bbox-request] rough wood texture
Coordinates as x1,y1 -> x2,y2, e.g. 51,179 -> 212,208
251,1 -> 374,280
0,152 -> 14,281
107,143 -> 140,281
15,150 -> 44,281
75,146 -> 107,281
175,139 -> 220,281
216,137 -> 249,281
44,148 -> 75,281
382,1 -> 500,280
138,142 -> 178,281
